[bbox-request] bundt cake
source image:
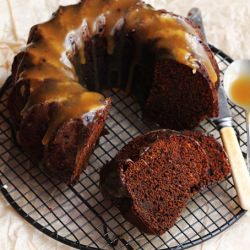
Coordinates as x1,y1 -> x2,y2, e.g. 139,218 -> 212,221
8,0 -> 220,183
100,130 -> 230,235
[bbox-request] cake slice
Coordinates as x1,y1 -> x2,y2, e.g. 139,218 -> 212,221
112,129 -> 230,185
100,130 -> 230,235
100,134 -> 209,235
18,98 -> 111,184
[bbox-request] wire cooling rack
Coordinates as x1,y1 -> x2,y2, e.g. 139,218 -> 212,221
0,45 -> 247,250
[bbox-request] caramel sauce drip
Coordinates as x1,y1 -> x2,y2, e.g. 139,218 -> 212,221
230,75 -> 250,107
22,80 -> 104,145
18,0 -> 218,144
124,4 -> 217,84
20,63 -> 74,84
42,89 -> 105,145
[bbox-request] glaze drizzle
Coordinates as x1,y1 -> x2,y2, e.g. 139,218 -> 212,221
16,0 -> 217,144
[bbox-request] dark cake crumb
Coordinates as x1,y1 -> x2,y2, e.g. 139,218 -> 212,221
100,130 -> 230,235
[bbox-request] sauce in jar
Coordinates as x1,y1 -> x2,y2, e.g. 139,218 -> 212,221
229,75 -> 250,107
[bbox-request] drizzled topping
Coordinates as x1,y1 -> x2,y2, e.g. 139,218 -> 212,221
61,0 -> 217,83
125,8 -> 217,83
18,0 -> 218,144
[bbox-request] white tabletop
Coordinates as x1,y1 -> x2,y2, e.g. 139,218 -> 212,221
0,0 -> 250,249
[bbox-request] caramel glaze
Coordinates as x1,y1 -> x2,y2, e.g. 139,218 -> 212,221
230,75 -> 250,107
15,0 -> 218,145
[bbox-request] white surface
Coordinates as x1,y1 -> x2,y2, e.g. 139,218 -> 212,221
0,0 -> 250,249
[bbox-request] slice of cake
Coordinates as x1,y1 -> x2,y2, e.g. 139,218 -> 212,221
100,130 -> 230,235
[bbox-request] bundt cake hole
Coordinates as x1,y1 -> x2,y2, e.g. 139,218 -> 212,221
68,30 -> 156,108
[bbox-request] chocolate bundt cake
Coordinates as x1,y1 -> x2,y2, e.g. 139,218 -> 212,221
8,0 -> 220,183
100,130 -> 230,235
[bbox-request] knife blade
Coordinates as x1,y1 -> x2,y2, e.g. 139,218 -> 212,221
187,8 -> 233,129
188,8 -> 250,210
187,8 -> 206,41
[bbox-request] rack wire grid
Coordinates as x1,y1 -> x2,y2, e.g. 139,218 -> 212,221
0,45 -> 247,250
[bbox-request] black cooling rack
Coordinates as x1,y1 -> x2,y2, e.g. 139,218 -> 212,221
0,45 -> 247,250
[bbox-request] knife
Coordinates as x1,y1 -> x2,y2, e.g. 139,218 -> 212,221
188,8 -> 250,210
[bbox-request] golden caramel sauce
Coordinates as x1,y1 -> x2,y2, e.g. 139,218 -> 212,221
20,79 -> 104,145
26,0 -> 217,83
24,44 -> 76,84
37,21 -> 66,45
25,81 -> 84,107
42,90 -> 105,145
20,63 -> 74,83
27,43 -> 61,66
30,3 -> 85,66
101,0 -> 138,54
55,4 -> 83,31
33,28 -> 65,56
18,0 -> 218,144
125,4 -> 217,84
230,75 -> 250,107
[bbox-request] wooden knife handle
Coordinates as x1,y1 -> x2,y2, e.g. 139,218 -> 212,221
220,126 -> 250,210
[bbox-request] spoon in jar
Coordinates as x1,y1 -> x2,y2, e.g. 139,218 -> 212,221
224,59 -> 250,172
